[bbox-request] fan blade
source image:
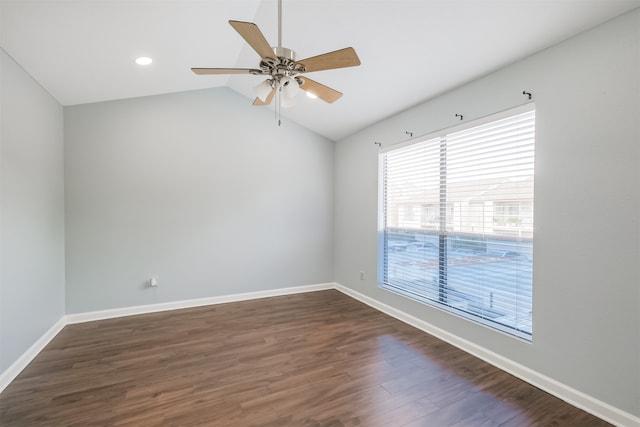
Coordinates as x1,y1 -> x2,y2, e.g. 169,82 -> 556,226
191,68 -> 260,75
297,47 -> 361,73
229,20 -> 275,60
253,87 -> 276,106
299,77 -> 343,104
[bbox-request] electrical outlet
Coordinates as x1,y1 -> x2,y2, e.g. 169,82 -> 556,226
149,277 -> 158,287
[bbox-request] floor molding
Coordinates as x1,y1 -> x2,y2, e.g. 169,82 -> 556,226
2,282 -> 638,426
333,283 -> 640,427
0,283 -> 334,395
0,316 -> 67,394
65,283 -> 335,324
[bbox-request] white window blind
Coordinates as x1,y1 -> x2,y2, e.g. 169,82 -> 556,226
379,105 -> 535,339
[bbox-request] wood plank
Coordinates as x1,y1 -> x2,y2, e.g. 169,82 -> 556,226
298,47 -> 361,73
0,290 -> 610,426
229,20 -> 274,60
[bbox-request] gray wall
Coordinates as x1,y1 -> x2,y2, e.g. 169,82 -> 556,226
0,49 -> 66,373
64,87 -> 334,313
334,9 -> 640,417
2,7 -> 639,420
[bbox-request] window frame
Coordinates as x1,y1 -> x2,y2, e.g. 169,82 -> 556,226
377,103 -> 535,340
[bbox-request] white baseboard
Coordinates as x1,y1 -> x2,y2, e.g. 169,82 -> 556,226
0,316 -> 66,394
65,283 -> 335,324
0,282 -> 334,395
3,282 -> 638,427
333,283 -> 640,427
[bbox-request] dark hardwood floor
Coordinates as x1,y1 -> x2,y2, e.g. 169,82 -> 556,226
0,290 -> 609,426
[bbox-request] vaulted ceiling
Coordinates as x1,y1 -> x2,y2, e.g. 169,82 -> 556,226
2,0 -> 639,141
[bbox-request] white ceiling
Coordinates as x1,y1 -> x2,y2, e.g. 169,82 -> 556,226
2,0 -> 639,141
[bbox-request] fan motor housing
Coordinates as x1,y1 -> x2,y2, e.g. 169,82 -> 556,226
259,46 -> 305,78
273,47 -> 295,61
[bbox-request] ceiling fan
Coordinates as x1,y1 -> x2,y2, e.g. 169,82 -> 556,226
191,0 -> 361,115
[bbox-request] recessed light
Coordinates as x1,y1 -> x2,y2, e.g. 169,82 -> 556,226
135,56 -> 153,66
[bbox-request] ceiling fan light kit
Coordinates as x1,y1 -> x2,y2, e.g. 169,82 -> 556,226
254,79 -> 274,103
191,0 -> 360,125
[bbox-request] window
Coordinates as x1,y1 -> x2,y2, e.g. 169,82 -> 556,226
378,104 -> 535,339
